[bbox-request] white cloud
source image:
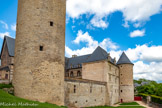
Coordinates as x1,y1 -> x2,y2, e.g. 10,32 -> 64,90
66,30 -> 118,57
122,21 -> 129,28
100,38 -> 119,50
134,61 -> 162,82
112,44 -> 162,81
90,17 -> 109,29
67,0 -> 162,28
130,29 -> 145,37
0,32 -> 10,39
11,24 -> 16,31
125,44 -> 162,62
0,20 -> 8,29
133,23 -> 141,28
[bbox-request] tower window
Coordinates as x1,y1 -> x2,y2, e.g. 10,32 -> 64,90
121,90 -> 122,92
50,21 -> 53,26
74,85 -> 76,93
90,86 -> 92,93
39,46 -> 43,51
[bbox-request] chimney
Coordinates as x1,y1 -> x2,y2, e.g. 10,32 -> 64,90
72,55 -> 77,58
114,57 -> 116,64
108,53 -> 111,61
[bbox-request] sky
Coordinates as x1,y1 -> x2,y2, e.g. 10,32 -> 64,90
0,0 -> 162,83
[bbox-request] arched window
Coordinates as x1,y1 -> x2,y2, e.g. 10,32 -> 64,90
77,71 -> 81,77
70,71 -> 74,77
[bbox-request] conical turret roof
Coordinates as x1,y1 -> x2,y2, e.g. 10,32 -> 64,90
117,52 -> 133,65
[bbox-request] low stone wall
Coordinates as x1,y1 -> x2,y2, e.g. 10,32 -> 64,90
150,102 -> 162,108
65,78 -> 107,108
0,80 -> 9,84
142,96 -> 162,108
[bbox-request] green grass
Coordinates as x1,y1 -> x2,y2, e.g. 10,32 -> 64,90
0,89 -> 66,108
120,102 -> 139,105
0,83 -> 13,89
86,106 -> 145,108
86,102 -> 144,108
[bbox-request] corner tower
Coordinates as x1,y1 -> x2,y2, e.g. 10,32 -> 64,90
13,0 -> 66,105
117,52 -> 134,103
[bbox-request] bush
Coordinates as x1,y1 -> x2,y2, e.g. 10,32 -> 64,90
138,93 -> 149,100
151,95 -> 162,104
0,83 -> 13,89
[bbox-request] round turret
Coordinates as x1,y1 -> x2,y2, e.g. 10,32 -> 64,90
13,0 -> 66,106
117,52 -> 134,103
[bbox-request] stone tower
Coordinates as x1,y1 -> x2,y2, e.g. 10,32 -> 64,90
13,0 -> 66,105
117,52 -> 134,102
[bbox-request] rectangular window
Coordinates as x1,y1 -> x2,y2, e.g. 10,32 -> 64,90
109,65 -> 111,71
39,46 -> 43,51
50,21 -> 53,26
5,74 -> 8,79
90,86 -> 92,93
74,85 -> 76,93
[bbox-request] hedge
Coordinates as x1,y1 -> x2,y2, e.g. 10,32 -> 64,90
151,95 -> 162,104
138,93 -> 162,104
0,83 -> 13,89
138,93 -> 149,100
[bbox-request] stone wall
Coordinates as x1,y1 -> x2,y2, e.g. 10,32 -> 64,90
82,60 -> 120,105
65,78 -> 107,108
118,64 -> 134,102
82,60 -> 106,82
0,40 -> 14,82
1,40 -> 10,67
13,0 -> 66,106
106,62 -> 120,105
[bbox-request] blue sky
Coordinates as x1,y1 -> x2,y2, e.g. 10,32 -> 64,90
0,0 -> 162,82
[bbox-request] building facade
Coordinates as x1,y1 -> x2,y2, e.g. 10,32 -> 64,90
0,0 -> 134,108
0,36 -> 15,84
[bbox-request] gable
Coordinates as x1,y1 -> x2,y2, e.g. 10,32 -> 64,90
0,36 -> 15,59
0,39 -> 9,59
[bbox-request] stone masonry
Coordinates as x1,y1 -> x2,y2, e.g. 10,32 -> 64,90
118,64 -> 134,102
0,1 -> 134,107
13,0 -> 66,106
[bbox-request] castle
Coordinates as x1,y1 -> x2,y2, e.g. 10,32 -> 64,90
0,0 -> 134,108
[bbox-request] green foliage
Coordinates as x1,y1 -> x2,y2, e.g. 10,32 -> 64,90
151,95 -> 162,104
0,83 -> 13,89
0,90 -> 66,108
120,102 -> 139,105
138,93 -> 149,100
135,78 -> 162,97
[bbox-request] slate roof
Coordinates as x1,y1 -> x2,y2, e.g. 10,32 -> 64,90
0,36 -> 15,58
116,52 -> 133,65
65,46 -> 115,69
0,66 -> 10,71
86,46 -> 108,62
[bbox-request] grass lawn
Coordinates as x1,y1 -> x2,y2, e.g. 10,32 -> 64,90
86,102 -> 145,108
120,102 -> 139,105
0,89 -> 66,108
86,106 -> 145,108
